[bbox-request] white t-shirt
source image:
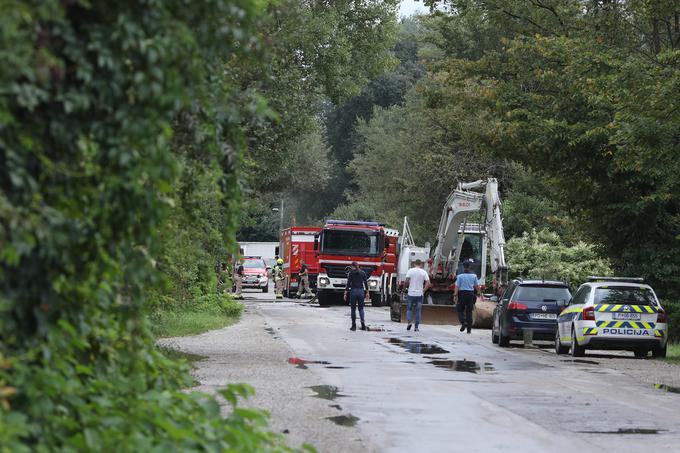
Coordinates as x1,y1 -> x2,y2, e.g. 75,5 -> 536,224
406,267 -> 430,297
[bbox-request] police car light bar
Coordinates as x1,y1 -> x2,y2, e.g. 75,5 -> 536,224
586,276 -> 645,283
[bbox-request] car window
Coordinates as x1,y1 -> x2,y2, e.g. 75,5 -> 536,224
515,285 -> 571,302
594,286 -> 656,306
501,283 -> 516,304
571,286 -> 591,305
243,259 -> 265,269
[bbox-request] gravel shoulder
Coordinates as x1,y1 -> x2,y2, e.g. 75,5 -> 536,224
158,302 -> 377,453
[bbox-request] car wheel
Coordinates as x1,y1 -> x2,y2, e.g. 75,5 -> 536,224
491,317 -> 499,344
370,292 -> 383,307
634,348 -> 648,359
498,322 -> 510,347
555,328 -> 569,355
571,327 -> 585,357
262,285 -> 268,293
652,343 -> 667,358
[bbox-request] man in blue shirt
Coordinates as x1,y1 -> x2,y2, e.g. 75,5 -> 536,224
454,259 -> 480,334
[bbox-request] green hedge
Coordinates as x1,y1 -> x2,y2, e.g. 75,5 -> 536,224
0,2 -> 294,451
663,300 -> 680,343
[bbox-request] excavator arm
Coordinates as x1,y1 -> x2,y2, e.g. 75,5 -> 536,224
430,178 -> 508,287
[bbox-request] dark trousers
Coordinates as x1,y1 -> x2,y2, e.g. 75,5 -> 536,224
350,288 -> 365,323
457,291 -> 476,328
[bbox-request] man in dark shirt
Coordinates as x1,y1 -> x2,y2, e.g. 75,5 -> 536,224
344,261 -> 368,331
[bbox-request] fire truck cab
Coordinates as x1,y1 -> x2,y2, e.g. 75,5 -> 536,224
315,220 -> 398,306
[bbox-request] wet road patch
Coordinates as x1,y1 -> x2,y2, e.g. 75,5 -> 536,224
578,428 -> 666,435
326,414 -> 359,427
387,338 -> 449,354
429,359 -> 495,373
561,359 -> 600,365
288,357 -> 331,366
308,385 -> 346,400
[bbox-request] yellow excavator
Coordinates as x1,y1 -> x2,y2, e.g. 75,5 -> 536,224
390,178 -> 508,328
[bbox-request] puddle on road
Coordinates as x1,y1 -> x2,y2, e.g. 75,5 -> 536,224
654,383 -> 680,394
561,359 -> 600,365
325,366 -> 347,369
386,338 -> 449,354
578,428 -> 665,435
326,414 -> 359,427
429,359 -> 495,373
308,385 -> 346,400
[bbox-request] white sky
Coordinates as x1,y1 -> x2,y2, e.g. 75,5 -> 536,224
399,0 -> 429,17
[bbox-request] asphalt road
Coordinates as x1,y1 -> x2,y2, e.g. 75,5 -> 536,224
162,287 -> 680,453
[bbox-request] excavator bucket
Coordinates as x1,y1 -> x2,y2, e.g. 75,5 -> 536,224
394,299 -> 495,328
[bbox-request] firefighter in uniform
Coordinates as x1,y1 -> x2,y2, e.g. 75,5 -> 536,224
298,260 -> 313,299
274,258 -> 284,299
232,258 -> 244,299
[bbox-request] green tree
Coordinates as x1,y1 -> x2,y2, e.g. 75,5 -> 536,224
506,230 -> 612,290
0,1 -> 292,450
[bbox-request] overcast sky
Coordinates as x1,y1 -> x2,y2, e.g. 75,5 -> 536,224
399,0 -> 429,17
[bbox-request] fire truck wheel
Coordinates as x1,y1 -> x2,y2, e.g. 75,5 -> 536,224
318,290 -> 331,306
370,293 -> 382,307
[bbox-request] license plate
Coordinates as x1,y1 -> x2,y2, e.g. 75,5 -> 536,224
612,312 -> 641,320
530,313 -> 557,320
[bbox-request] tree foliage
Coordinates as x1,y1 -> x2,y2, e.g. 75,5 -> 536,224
428,1 -> 680,296
506,230 -> 612,291
0,1 -> 295,450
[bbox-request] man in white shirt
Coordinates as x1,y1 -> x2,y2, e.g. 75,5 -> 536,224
404,259 -> 430,332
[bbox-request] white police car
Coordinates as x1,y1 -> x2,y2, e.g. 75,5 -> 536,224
555,277 -> 668,358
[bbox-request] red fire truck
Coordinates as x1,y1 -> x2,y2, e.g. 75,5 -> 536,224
314,220 -> 399,306
279,226 -> 321,298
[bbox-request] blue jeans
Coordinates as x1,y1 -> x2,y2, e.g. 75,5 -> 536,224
350,288 -> 365,323
407,295 -> 423,326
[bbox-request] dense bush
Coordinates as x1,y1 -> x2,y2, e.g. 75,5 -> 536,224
663,300 -> 680,343
0,1 -> 293,451
505,230 -> 612,291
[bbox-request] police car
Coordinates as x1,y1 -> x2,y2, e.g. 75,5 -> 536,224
555,277 -> 667,358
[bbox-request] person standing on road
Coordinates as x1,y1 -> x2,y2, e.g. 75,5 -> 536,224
298,260 -> 313,299
274,258 -> 285,300
455,259 -> 480,334
233,258 -> 244,299
404,259 -> 430,332
344,262 -> 369,331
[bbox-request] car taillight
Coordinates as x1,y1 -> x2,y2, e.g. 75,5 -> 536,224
508,300 -> 528,310
583,306 -> 595,321
657,309 -> 667,323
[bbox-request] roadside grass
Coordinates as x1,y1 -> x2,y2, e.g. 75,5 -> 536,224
150,294 -> 244,338
664,343 -> 680,364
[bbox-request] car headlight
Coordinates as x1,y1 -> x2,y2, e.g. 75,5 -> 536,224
319,277 -> 330,287
368,280 -> 378,288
